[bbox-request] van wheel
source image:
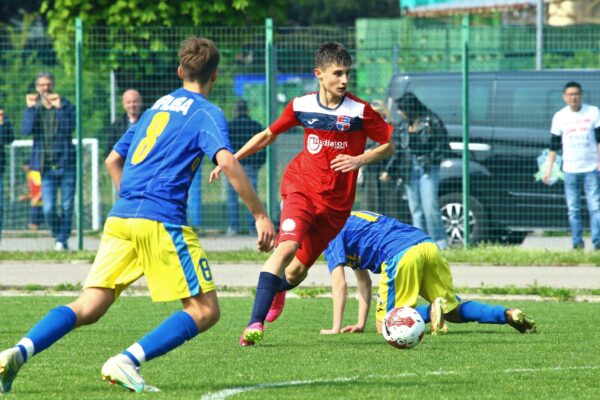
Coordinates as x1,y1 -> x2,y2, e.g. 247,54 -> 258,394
440,193 -> 487,246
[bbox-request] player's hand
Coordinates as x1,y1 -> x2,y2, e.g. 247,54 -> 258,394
209,166 -> 222,183
0,109 -> 4,125
320,328 -> 340,335
48,94 -> 61,109
379,171 -> 390,182
26,94 -> 39,108
341,324 -> 365,333
331,154 -> 363,173
254,214 -> 275,252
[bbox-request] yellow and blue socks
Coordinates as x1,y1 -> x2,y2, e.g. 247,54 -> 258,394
16,305 -> 77,363
123,311 -> 199,366
458,301 -> 507,324
416,301 -> 507,325
249,271 -> 282,325
414,305 -> 430,323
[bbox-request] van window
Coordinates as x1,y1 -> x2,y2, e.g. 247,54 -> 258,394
406,78 -> 492,126
407,79 -> 461,125
548,89 -> 565,120
496,79 -> 551,129
470,81 -> 492,125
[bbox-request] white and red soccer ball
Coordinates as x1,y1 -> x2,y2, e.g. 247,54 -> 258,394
382,306 -> 425,349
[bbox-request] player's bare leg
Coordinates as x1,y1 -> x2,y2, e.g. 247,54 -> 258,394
266,258 -> 309,323
67,287 -> 116,327
242,241 -> 299,346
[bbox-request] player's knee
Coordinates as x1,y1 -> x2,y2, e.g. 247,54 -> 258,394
197,306 -> 220,331
286,264 -> 308,285
68,292 -> 113,327
70,303 -> 108,326
275,241 -> 300,261
184,300 -> 220,331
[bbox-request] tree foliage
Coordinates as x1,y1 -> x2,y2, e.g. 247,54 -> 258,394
41,0 -> 288,52
287,0 -> 400,26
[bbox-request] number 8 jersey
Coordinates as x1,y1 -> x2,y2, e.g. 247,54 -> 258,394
109,88 -> 232,225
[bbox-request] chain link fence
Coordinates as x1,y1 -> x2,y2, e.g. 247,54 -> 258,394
0,18 -> 599,250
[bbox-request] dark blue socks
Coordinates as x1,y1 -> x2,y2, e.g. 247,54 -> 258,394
279,275 -> 299,291
249,271 -> 282,325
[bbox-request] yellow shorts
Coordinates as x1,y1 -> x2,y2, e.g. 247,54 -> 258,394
84,217 -> 216,302
376,241 -> 459,321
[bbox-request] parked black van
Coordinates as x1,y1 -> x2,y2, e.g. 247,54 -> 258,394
382,71 -> 600,245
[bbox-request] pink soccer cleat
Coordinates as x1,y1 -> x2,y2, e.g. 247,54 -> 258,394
239,322 -> 264,347
265,291 -> 287,323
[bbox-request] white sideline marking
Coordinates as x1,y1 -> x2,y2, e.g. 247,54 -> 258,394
200,376 -> 357,400
200,365 -> 599,400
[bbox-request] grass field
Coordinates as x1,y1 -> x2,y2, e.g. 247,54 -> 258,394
1,296 -> 599,399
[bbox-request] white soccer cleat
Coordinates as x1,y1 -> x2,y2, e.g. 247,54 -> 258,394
429,297 -> 449,336
101,355 -> 160,393
506,308 -> 537,334
0,347 -> 24,394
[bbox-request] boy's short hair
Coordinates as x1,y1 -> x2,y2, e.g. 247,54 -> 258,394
179,37 -> 220,84
315,42 -> 352,70
563,81 -> 582,93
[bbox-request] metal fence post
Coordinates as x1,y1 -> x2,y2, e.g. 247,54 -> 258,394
75,18 -> 84,250
265,18 -> 277,219
462,14 -> 470,248
536,0 -> 544,70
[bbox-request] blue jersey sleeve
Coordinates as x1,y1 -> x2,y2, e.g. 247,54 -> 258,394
113,121 -> 139,158
196,108 -> 233,165
324,232 -> 347,273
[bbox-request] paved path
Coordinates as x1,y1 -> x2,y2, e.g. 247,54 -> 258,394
1,262 -> 599,289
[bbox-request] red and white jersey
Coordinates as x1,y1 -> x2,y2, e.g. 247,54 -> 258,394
269,92 -> 392,211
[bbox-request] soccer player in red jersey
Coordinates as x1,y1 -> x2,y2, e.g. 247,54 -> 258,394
210,42 -> 395,346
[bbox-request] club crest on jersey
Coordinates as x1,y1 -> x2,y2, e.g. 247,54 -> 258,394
336,115 -> 351,131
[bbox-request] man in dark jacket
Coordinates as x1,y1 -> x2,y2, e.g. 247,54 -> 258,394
21,72 -> 76,251
106,89 -> 142,158
226,99 -> 265,235
0,107 -> 15,243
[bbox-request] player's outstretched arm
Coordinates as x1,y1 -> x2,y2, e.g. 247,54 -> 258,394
341,269 -> 372,334
215,149 -> 275,252
330,142 -> 395,173
105,150 -> 125,191
209,128 -> 276,183
321,265 -> 348,335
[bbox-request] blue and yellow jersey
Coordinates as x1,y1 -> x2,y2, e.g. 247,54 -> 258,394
109,88 -> 232,225
324,211 -> 431,274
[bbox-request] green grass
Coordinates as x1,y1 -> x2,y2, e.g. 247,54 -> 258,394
1,297 -> 599,399
1,245 -> 600,265
443,244 -> 600,266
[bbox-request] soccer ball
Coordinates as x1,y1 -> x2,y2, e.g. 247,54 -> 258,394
382,306 -> 425,349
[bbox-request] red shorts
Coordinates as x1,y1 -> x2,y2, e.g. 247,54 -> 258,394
277,192 -> 350,267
